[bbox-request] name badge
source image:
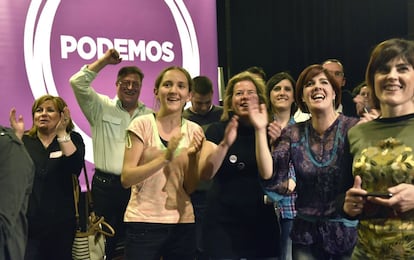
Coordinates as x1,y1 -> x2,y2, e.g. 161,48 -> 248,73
49,151 -> 63,158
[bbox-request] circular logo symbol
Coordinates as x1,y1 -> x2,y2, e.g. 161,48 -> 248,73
24,0 -> 201,164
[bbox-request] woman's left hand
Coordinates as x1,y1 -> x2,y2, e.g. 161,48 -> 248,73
248,95 -> 268,130
56,107 -> 71,135
188,129 -> 205,155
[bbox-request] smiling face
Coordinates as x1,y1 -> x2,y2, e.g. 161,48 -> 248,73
116,73 -> 142,109
155,69 -> 190,114
302,72 -> 336,114
270,79 -> 295,113
231,80 -> 258,118
374,58 -> 414,115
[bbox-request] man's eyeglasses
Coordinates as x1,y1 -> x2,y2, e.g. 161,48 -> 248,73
118,80 -> 141,89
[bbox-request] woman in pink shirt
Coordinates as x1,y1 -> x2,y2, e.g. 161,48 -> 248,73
121,66 -> 204,260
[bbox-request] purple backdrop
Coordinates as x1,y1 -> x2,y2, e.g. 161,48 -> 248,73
0,0 -> 218,188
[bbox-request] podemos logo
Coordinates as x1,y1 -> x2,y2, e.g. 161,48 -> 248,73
60,36 -> 175,62
24,0 -> 200,164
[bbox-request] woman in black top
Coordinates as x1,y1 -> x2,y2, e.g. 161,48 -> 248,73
11,95 -> 85,260
199,71 -> 280,259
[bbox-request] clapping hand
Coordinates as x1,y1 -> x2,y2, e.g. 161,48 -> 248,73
267,121 -> 282,145
247,94 -> 268,131
9,108 -> 25,140
165,133 -> 184,161
188,129 -> 205,155
56,107 -> 71,135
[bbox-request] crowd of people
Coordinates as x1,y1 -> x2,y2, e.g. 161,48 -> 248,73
2,37 -> 414,260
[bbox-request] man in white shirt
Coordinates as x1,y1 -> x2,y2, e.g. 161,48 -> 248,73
69,49 -> 152,259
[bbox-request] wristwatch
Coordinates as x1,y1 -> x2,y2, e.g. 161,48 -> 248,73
57,134 -> 71,143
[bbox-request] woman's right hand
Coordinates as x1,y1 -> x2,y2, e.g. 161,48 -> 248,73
267,121 -> 282,145
221,115 -> 239,148
343,175 -> 368,217
9,108 -> 24,140
165,133 -> 184,161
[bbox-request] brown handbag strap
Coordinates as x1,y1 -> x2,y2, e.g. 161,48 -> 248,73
72,162 -> 116,237
72,174 -> 81,229
81,161 -> 95,212
72,161 -> 91,229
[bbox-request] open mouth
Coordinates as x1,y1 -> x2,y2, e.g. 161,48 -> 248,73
167,96 -> 180,103
311,93 -> 326,100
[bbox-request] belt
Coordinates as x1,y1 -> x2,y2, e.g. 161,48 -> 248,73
95,169 -> 120,181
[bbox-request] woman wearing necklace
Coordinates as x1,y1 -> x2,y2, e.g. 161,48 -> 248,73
252,64 -> 359,260
121,66 -> 204,260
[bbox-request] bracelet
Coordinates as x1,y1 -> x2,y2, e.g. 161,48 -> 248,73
57,134 -> 71,143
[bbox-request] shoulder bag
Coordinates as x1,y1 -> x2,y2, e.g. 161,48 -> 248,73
71,162 -> 115,260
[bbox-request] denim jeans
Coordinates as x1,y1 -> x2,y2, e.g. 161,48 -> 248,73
124,222 -> 196,260
280,218 -> 293,260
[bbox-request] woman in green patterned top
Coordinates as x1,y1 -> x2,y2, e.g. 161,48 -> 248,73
344,38 -> 414,259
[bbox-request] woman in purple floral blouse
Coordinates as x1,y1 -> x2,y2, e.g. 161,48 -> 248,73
251,64 -> 359,260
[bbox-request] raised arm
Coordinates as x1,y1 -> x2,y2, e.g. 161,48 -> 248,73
69,49 -> 122,124
87,48 -> 122,73
248,102 -> 274,179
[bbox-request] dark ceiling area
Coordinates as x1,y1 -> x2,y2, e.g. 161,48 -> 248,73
216,0 -> 410,92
